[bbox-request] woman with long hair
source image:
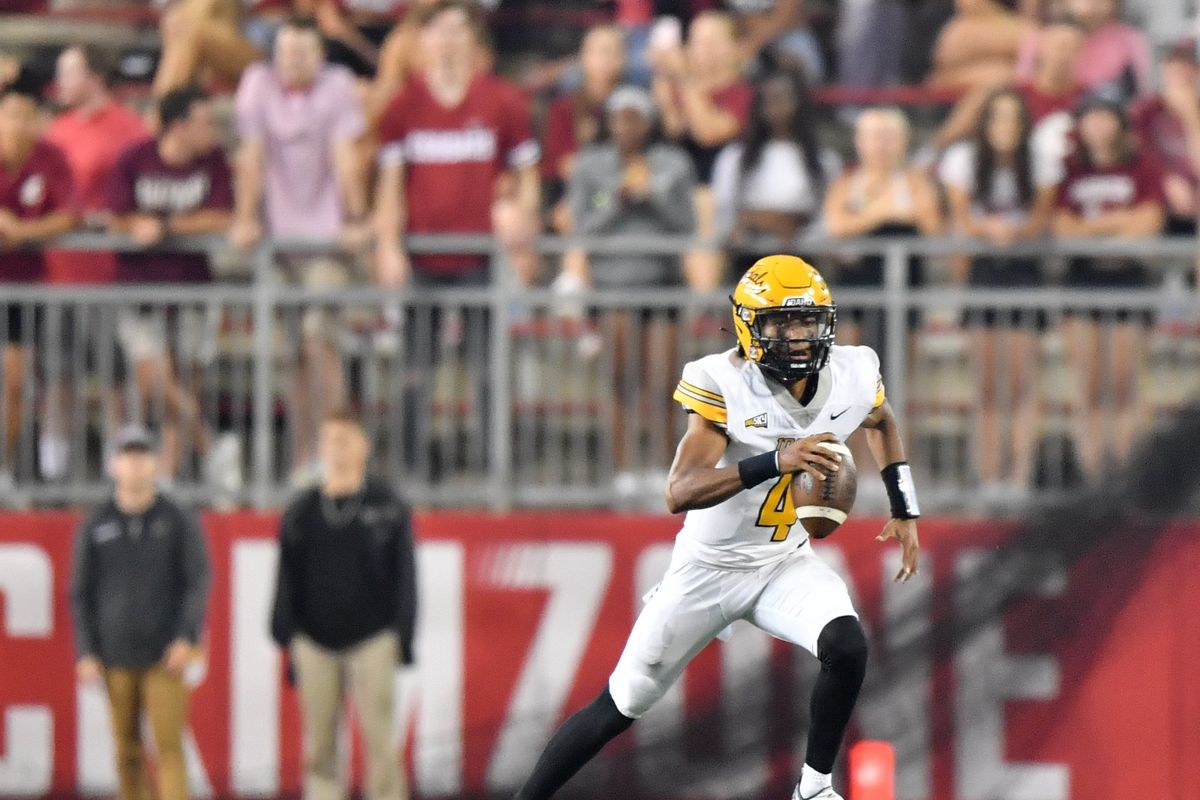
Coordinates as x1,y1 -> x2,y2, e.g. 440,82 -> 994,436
712,66 -> 838,263
1053,96 -> 1164,477
939,87 -> 1060,495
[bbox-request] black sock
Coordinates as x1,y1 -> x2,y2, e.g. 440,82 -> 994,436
513,688 -> 634,800
805,615 -> 869,774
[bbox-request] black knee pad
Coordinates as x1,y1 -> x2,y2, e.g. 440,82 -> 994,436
816,615 -> 869,676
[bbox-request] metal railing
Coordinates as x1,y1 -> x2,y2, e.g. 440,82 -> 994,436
2,232 -> 1199,512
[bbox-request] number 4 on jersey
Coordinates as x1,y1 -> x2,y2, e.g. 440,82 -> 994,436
757,473 -> 797,541
756,438 -> 798,541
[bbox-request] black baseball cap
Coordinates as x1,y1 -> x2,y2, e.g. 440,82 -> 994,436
1074,91 -> 1127,125
112,424 -> 156,453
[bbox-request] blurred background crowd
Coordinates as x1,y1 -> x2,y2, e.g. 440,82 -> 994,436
1,0 -> 1199,510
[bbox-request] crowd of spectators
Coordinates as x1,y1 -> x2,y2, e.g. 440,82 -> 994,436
0,0 -> 1198,499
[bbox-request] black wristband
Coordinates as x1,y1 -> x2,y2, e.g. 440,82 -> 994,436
881,462 -> 920,519
738,450 -> 780,489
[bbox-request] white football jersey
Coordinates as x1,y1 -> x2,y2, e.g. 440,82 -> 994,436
672,344 -> 886,569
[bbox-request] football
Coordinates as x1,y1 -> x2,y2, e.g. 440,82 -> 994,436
790,440 -> 857,539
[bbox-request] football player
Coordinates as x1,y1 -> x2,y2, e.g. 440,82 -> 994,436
514,255 -> 921,800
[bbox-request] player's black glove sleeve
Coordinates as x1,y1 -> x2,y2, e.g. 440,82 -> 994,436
881,462 -> 920,519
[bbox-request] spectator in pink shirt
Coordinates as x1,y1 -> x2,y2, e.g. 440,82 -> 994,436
1015,0 -> 1151,99
231,17 -> 368,249
231,15 -> 369,482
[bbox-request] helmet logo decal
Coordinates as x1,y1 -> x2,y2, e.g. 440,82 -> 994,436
782,296 -> 816,307
742,268 -> 769,294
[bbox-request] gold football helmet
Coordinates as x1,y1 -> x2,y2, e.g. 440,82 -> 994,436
731,255 -> 837,384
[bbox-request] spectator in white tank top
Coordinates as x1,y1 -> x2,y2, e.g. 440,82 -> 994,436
823,107 -> 941,344
939,87 -> 1060,498
712,66 -> 840,257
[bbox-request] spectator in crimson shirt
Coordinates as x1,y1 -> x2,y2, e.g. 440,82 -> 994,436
650,11 -> 753,290
368,0 -> 494,126
542,24 -> 626,233
935,16 -> 1085,151
1053,95 -> 1164,480
1131,40 -> 1200,237
374,0 -> 540,288
1017,19 -> 1086,124
48,45 -> 150,222
41,45 -> 148,481
107,86 -> 239,488
0,76 -> 76,489
44,44 -> 150,286
374,0 -> 536,474
651,11 -> 753,186
108,87 -> 233,284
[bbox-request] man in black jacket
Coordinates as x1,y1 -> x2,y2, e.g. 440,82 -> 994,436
70,425 -> 210,800
271,410 -> 417,800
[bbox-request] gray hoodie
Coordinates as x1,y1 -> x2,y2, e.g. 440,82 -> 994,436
569,142 -> 696,288
70,494 -> 211,668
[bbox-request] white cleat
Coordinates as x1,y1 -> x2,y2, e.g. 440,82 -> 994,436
792,787 -> 844,800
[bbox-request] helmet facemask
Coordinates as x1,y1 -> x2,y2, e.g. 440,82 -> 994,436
741,305 -> 837,385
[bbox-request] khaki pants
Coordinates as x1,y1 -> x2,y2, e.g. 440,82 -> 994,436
291,631 -> 407,800
103,666 -> 190,800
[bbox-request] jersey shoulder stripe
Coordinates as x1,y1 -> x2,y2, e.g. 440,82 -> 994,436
674,385 -> 728,425
675,351 -> 735,427
678,379 -> 724,404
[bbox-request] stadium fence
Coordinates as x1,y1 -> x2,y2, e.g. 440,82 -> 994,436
3,233 -> 1199,511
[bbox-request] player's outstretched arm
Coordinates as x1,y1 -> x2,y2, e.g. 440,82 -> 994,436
861,399 -> 906,467
861,400 -> 921,582
665,416 -> 842,514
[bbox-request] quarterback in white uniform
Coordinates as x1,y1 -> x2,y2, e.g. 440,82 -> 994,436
515,255 -> 921,800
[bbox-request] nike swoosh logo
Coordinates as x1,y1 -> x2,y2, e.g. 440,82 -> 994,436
830,407 -> 850,420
